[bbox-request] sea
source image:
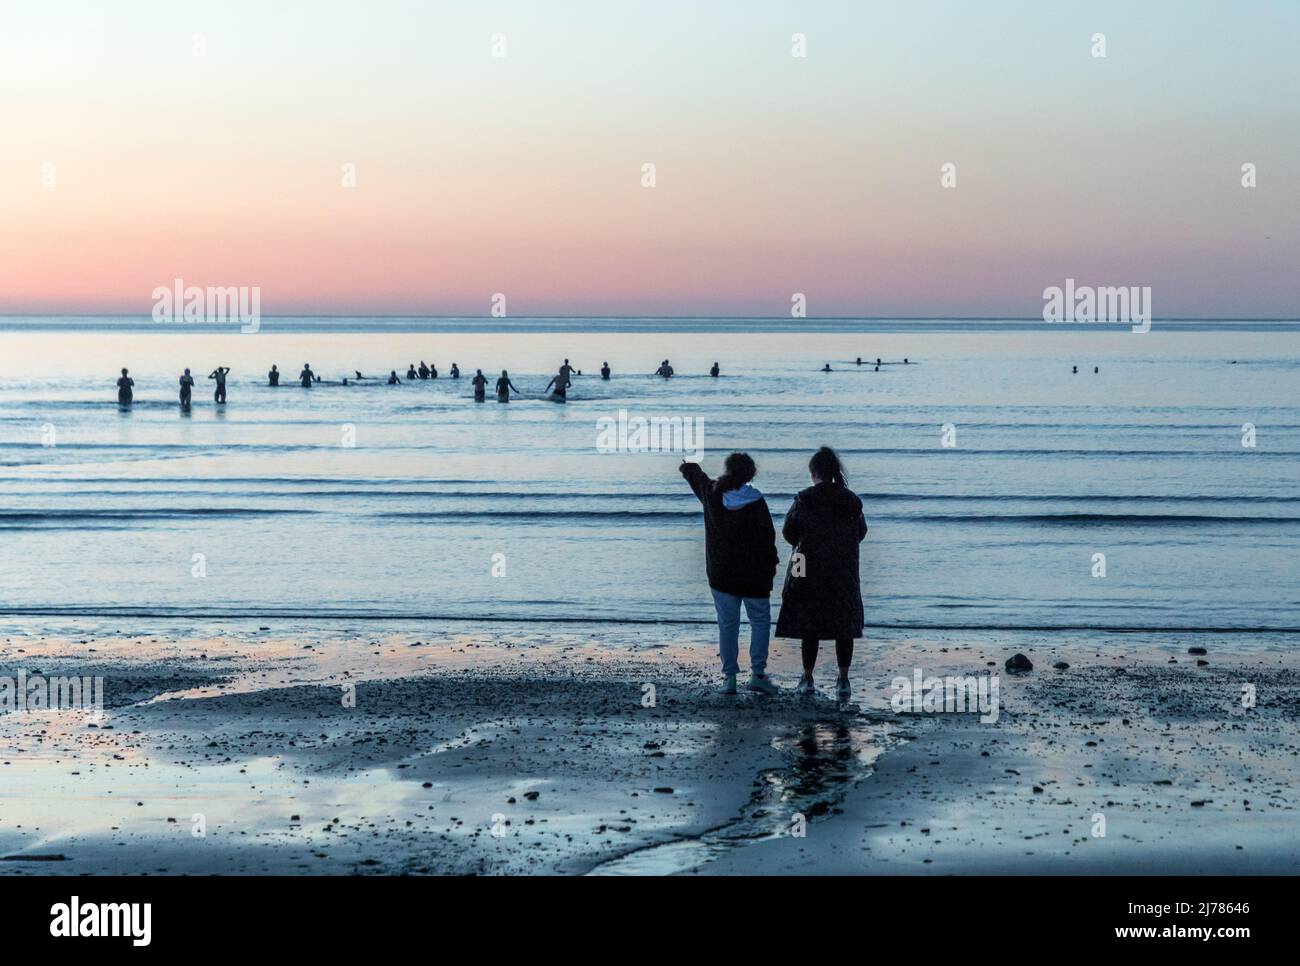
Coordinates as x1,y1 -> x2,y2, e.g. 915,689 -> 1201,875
1,317 -> 1297,640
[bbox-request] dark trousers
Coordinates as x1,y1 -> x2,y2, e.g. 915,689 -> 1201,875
801,638 -> 854,671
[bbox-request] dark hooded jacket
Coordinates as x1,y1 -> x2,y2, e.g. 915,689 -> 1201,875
680,462 -> 779,599
775,482 -> 867,640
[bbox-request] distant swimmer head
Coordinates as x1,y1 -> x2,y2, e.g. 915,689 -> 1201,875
808,446 -> 847,487
271,364 -> 277,371
121,367 -> 128,375
716,452 -> 757,493
501,369 -> 508,376
184,368 -> 190,375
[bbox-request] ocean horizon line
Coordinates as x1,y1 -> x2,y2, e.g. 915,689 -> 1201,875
3,313 -> 1299,323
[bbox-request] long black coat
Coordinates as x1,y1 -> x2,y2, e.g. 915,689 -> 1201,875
775,482 -> 867,640
680,462 -> 779,599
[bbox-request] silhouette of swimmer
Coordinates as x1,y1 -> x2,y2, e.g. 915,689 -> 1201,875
874,365 -> 879,371
388,370 -> 402,385
300,364 -> 316,387
876,358 -> 882,366
406,364 -> 417,380
209,366 -> 230,404
1094,366 -> 1099,373
558,359 -> 576,389
179,368 -> 194,409
116,368 -> 134,405
430,363 -> 438,379
855,357 -> 863,366
822,364 -> 833,372
450,363 -> 460,379
903,358 -> 909,364
268,364 -> 279,386
472,368 -> 488,401
418,361 -> 430,379
710,362 -> 720,377
545,366 -> 571,399
496,370 -> 519,402
655,360 -> 674,378
1072,365 -> 1078,374
600,362 -> 611,380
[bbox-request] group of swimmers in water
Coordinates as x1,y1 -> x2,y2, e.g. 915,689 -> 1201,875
115,356 -> 734,408
820,357 -> 913,372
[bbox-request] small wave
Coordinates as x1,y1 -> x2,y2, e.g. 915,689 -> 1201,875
0,605 -> 1296,634
0,508 -> 316,521
906,512 -> 1300,526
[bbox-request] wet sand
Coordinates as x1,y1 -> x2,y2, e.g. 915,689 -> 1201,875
0,623 -> 1295,875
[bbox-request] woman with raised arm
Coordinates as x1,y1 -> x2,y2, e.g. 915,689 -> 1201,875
679,453 -> 780,695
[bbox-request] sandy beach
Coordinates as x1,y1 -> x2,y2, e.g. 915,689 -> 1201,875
1,622 -> 1294,876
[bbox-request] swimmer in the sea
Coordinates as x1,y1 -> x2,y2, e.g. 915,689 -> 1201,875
544,370 -> 568,400
300,364 -> 317,387
496,370 -> 519,402
472,368 -> 488,401
179,368 -> 194,409
557,359 -> 576,389
710,362 -> 720,377
388,370 -> 402,384
450,363 -> 460,379
268,364 -> 280,386
418,361 -> 430,379
116,368 -> 134,405
600,362 -> 610,380
209,366 -> 230,404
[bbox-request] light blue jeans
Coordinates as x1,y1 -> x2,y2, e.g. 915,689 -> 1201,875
710,588 -> 771,676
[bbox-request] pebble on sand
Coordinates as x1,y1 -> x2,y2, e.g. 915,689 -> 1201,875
1005,653 -> 1033,672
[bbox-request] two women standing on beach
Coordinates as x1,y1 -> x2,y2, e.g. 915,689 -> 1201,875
680,446 -> 866,699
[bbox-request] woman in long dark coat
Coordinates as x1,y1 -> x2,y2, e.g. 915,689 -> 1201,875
775,446 -> 867,701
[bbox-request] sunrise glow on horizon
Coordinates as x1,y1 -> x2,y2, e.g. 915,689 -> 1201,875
3,0 -> 1298,318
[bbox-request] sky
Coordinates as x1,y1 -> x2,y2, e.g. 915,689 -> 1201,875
1,0 -> 1297,318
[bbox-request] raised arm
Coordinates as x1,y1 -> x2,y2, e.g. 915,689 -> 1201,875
678,460 -> 712,503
